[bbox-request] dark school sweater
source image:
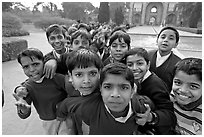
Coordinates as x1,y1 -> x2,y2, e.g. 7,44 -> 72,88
138,73 -> 177,134
18,74 -> 67,120
57,92 -> 155,135
148,50 -> 181,93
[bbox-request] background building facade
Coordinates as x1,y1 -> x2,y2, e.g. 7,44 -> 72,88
128,2 -> 180,26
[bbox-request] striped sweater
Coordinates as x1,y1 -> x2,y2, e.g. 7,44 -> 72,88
171,95 -> 202,135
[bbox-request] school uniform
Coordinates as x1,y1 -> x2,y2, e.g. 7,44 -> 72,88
16,74 -> 69,134
57,92 -> 155,135
137,70 -> 177,134
148,50 -> 181,93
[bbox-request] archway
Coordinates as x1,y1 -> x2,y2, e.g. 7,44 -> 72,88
133,13 -> 141,25
145,2 -> 163,25
166,13 -> 177,25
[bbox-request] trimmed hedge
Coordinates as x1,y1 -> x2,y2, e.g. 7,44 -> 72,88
2,37 -> 28,62
34,17 -> 77,31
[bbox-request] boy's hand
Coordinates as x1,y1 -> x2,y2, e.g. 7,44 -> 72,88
136,104 -> 152,126
44,59 -> 57,79
13,93 -> 31,112
15,86 -> 28,98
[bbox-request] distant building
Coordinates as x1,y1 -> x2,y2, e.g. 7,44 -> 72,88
128,2 -> 181,26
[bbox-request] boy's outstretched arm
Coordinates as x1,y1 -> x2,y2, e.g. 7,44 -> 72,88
13,93 -> 31,119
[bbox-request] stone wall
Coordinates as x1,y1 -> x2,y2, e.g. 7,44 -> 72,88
2,37 -> 28,62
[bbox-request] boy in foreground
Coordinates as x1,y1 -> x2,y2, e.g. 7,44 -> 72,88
57,62 -> 155,134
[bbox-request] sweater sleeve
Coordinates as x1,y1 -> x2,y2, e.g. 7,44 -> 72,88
44,51 -> 55,63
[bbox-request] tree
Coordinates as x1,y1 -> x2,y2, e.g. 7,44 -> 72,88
114,6 -> 124,25
2,2 -> 13,12
109,2 -> 125,23
189,2 -> 202,28
62,2 -> 95,22
98,2 -> 110,24
177,2 -> 195,27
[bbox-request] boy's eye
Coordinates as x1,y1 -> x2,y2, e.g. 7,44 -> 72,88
49,36 -> 56,41
75,73 -> 82,77
127,62 -> 133,67
90,71 -> 97,76
120,85 -> 130,90
23,65 -> 29,69
173,79 -> 182,86
33,63 -> 40,67
57,35 -> 64,40
103,84 -> 112,89
111,43 -> 117,48
74,40 -> 80,45
121,43 -> 127,48
82,41 -> 89,45
189,84 -> 200,90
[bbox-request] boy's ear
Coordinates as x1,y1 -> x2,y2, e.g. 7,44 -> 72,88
174,42 -> 178,48
68,72 -> 73,82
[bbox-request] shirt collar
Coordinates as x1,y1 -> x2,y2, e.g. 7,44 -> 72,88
35,76 -> 45,83
141,70 -> 151,82
157,51 -> 171,60
104,101 -> 133,123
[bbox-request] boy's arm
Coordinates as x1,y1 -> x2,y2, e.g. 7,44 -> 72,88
44,51 -> 57,79
56,97 -> 83,121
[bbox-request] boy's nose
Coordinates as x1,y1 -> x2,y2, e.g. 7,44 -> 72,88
111,87 -> 120,98
83,75 -> 90,83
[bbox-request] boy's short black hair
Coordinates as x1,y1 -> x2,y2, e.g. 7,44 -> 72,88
109,30 -> 131,49
46,24 -> 67,40
66,47 -> 103,73
157,26 -> 179,43
77,23 -> 91,32
71,29 -> 92,45
17,48 -> 44,65
173,57 -> 202,81
100,62 -> 134,88
124,47 -> 149,64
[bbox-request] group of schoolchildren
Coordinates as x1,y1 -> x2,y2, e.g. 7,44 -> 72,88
13,22 -> 202,135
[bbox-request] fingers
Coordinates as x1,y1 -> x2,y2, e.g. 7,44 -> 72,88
144,104 -> 151,112
13,93 -> 20,101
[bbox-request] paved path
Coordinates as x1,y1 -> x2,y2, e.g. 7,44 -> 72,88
127,25 -> 202,38
2,25 -> 202,135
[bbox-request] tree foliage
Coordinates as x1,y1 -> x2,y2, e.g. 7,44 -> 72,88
177,2 -> 202,27
2,2 -> 13,12
189,2 -> 202,28
114,7 -> 124,25
62,2 -> 95,22
98,2 -> 110,24
109,2 -> 125,22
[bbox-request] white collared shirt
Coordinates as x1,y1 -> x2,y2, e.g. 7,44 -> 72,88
141,70 -> 151,82
104,101 -> 133,123
156,51 -> 171,67
35,76 -> 45,83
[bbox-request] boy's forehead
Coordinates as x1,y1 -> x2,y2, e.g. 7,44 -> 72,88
20,56 -> 42,64
50,30 -> 63,35
103,74 -> 130,84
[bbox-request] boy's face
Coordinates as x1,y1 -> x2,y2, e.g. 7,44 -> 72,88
172,71 -> 202,105
20,56 -> 44,82
110,38 -> 128,61
157,29 -> 178,55
101,74 -> 134,112
48,31 -> 66,52
126,54 -> 150,81
70,66 -> 100,96
72,35 -> 89,51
